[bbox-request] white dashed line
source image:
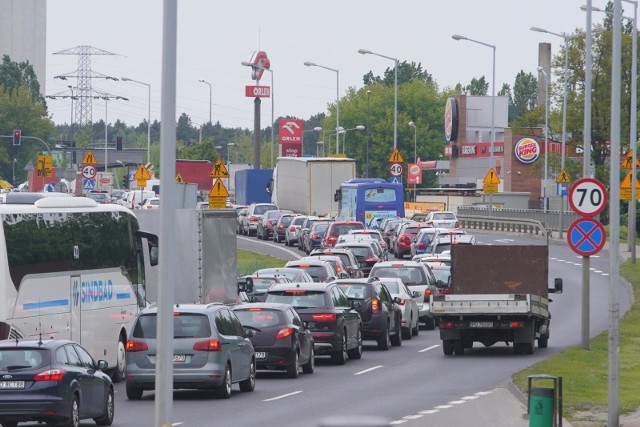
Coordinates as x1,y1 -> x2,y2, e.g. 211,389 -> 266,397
449,400 -> 466,405
392,389 -> 495,425
354,365 -> 383,375
263,391 -> 303,402
390,420 -> 408,425
418,409 -> 440,415
403,414 -> 424,420
475,391 -> 494,396
418,344 -> 440,353
435,405 -> 452,409
172,423 -> 184,426
461,395 -> 479,400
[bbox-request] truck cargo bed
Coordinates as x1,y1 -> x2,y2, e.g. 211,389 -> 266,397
432,294 -> 549,317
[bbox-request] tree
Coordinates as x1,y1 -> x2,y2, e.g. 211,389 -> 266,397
512,71 -> 538,118
363,61 -> 433,86
466,76 -> 488,96
0,55 -> 43,103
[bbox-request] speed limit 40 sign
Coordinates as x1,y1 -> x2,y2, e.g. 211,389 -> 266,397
389,162 -> 403,177
569,178 -> 608,217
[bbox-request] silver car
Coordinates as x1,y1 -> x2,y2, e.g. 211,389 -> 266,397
285,215 -> 308,247
377,277 -> 420,339
125,304 -> 256,400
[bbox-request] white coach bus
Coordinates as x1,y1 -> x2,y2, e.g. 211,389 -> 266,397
0,193 -> 158,381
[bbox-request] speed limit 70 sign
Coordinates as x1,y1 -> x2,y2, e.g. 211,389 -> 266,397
569,178 -> 608,217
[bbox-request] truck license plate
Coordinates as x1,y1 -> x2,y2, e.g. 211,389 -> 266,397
469,321 -> 493,328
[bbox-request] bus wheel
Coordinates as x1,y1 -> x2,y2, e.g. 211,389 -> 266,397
111,337 -> 127,383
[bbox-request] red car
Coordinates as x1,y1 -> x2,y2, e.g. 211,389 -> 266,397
321,221 -> 364,248
394,223 -> 430,259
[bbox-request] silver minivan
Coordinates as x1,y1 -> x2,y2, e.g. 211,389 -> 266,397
125,304 -> 256,399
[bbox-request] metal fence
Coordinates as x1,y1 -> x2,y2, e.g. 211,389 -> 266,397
457,206 -> 581,236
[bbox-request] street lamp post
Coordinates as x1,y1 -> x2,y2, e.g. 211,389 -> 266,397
198,79 -> 212,125
317,141 -> 325,157
121,77 -> 152,164
302,127 -> 323,156
452,34 -> 496,215
366,90 -> 371,178
304,62 -> 340,155
537,67 -> 549,213
227,142 -> 235,164
409,121 -> 417,201
358,49 -> 398,149
241,62 -> 275,168
337,126 -> 365,155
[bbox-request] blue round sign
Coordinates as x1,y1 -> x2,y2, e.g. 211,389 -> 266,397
567,218 -> 606,256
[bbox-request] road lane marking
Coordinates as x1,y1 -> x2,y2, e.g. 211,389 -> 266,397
237,235 -> 302,259
390,421 -> 408,425
402,414 -> 423,420
418,344 -> 440,353
475,391 -> 494,396
263,390 -> 303,401
172,424 -> 184,426
418,410 -> 439,415
449,400 -> 466,405
435,405 -> 452,409
354,365 -> 383,375
462,395 -> 479,400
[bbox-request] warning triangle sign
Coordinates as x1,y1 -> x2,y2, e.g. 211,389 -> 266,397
210,158 -> 230,178
388,148 -> 404,163
133,164 -> 152,180
483,168 -> 500,184
209,178 -> 230,197
555,168 -> 571,184
620,170 -> 640,189
175,173 -> 184,183
621,150 -> 640,170
82,151 -> 97,165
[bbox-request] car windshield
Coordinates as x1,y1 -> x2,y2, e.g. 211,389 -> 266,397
132,313 -> 212,339
234,309 -> 285,328
371,267 -> 425,287
0,349 -> 46,370
254,205 -> 277,215
266,290 -> 327,308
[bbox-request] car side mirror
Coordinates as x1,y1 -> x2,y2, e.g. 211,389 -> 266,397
238,277 -> 254,294
549,277 -> 563,294
412,291 -> 421,298
303,321 -> 309,329
348,299 -> 362,309
243,328 -> 256,338
393,296 -> 402,304
97,360 -> 109,370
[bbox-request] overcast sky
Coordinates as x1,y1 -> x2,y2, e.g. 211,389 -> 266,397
46,0 -> 596,130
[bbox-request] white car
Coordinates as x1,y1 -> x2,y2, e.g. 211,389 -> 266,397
423,211 -> 459,229
377,277 -> 420,339
141,197 -> 160,210
285,215 -> 307,247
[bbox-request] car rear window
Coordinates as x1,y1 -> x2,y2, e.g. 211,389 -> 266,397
292,217 -> 306,226
336,283 -> 369,299
254,205 -> 277,215
404,227 -> 423,234
0,349 -> 47,370
433,213 -> 456,220
330,223 -> 364,237
133,313 -> 212,339
234,309 -> 285,328
291,265 -> 329,282
370,266 -> 426,287
265,290 -> 327,308
279,216 -> 294,225
342,246 -> 373,258
380,281 -> 400,293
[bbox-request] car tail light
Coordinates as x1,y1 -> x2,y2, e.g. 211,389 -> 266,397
454,221 -> 460,229
417,242 -> 424,249
145,205 -> 152,209
443,288 -> 451,294
33,369 -> 66,382
193,340 -> 221,351
250,216 -> 259,222
396,299 -> 406,306
400,235 -> 409,243
365,257 -> 379,266
371,299 -> 380,314
312,313 -> 336,322
327,236 -> 337,244
289,226 -> 296,232
423,289 -> 432,302
440,321 -> 454,329
126,340 -> 149,352
266,221 -> 273,227
312,234 -> 319,239
276,328 -> 294,339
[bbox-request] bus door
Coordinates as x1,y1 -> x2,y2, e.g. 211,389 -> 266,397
70,275 -> 81,343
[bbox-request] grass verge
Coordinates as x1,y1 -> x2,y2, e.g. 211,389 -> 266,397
512,260 -> 640,420
236,249 -> 286,276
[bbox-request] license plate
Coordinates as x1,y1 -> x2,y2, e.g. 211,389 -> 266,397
469,321 -> 494,328
173,354 -> 186,363
0,381 -> 25,389
255,352 -> 267,359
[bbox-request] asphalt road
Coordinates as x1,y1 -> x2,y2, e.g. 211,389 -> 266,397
19,230 -> 617,427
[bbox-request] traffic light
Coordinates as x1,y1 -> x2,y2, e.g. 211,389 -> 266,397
12,130 -> 21,146
116,136 -> 123,151
122,175 -> 129,189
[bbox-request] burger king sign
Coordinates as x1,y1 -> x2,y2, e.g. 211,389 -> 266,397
514,138 -> 540,164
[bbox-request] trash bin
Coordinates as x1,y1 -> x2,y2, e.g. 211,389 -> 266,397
529,387 -> 554,427
527,374 -> 562,427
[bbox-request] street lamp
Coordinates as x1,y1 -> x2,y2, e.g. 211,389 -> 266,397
537,67 -> 549,213
121,77 -> 152,164
302,127 -> 323,156
227,142 -> 235,164
337,125 -> 365,155
304,61 -> 340,155
451,34 -> 496,214
241,61 -> 275,168
408,121 -> 418,201
317,140 -> 325,157
94,95 -> 128,172
358,49 -> 399,149
366,90 -> 372,178
198,79 -> 212,125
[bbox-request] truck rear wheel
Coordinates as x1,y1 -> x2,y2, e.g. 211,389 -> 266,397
538,335 -> 549,348
442,340 -> 454,355
453,340 -> 464,355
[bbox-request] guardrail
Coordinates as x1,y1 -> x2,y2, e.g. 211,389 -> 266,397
457,206 -> 581,236
457,214 -> 549,242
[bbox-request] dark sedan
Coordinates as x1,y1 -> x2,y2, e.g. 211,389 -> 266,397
0,339 -> 114,427
257,210 -> 293,240
335,278 -> 403,350
265,282 -> 362,365
233,303 -> 314,378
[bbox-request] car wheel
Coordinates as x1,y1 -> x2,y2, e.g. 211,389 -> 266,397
94,387 -> 115,426
331,332 -> 348,365
347,327 -> 363,360
391,320 -> 402,347
425,317 -> 435,331
239,359 -> 256,391
302,347 -> 315,374
411,317 -> 419,337
2,422 -> 18,427
402,323 -> 412,340
65,395 -> 80,427
126,383 -> 143,400
286,351 -> 300,379
110,338 -> 126,383
443,339 -> 454,355
377,324 -> 391,351
216,364 -> 232,398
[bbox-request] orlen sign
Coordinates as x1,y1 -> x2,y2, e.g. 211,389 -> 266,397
279,119 -> 303,145
245,86 -> 271,98
514,138 -> 540,164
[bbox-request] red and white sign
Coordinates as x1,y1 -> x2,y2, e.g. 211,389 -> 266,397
81,164 -> 97,180
245,85 -> 271,98
389,163 -> 403,177
281,142 -> 301,157
278,119 -> 303,145
569,177 -> 608,217
407,163 -> 422,185
458,142 -> 505,158
514,138 -> 540,164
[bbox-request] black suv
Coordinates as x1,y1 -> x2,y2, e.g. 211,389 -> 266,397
308,248 -> 364,279
334,278 -> 403,350
265,282 -> 362,365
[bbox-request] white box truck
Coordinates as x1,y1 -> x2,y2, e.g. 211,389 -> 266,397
269,157 -> 356,216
